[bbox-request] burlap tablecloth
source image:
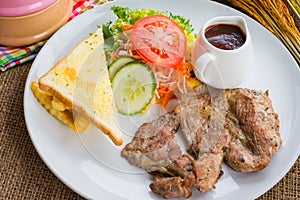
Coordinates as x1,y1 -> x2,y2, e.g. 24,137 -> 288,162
1,1 -> 299,199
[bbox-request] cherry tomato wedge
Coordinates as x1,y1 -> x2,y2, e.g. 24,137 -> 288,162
130,14 -> 186,68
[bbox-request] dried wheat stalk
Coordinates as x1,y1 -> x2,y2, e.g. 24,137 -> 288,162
230,0 -> 300,65
286,0 -> 300,20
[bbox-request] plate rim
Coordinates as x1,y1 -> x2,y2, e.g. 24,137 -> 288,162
23,0 -> 300,199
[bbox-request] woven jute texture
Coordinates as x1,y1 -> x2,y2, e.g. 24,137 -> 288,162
1,1 -> 299,200
0,63 -> 83,200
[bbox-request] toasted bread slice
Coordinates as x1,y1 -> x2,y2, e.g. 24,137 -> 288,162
38,27 -> 123,146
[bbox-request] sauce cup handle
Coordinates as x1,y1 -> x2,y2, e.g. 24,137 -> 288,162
194,52 -> 214,85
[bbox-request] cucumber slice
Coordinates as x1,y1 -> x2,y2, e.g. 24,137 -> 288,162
112,62 -> 156,115
108,56 -> 136,80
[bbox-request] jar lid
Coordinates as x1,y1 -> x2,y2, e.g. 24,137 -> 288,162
0,0 -> 57,17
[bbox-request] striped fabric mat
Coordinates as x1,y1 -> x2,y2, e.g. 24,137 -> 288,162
0,0 -> 108,72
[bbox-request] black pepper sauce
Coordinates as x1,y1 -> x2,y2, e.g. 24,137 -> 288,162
205,24 -> 246,50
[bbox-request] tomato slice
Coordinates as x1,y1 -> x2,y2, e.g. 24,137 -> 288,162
130,15 -> 186,68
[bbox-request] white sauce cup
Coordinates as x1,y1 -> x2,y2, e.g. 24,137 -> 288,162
192,16 -> 253,89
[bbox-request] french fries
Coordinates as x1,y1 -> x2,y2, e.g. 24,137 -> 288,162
31,82 -> 90,132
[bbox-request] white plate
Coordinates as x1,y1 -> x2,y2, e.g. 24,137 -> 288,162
24,0 -> 300,199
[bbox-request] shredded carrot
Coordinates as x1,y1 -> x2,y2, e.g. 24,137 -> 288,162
161,90 -> 176,108
122,24 -> 133,31
152,59 -> 195,108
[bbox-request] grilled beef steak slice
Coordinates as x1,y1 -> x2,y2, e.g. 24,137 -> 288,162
223,89 -> 281,172
150,173 -> 195,199
179,93 -> 212,147
179,93 -> 230,156
179,93 -> 230,192
193,153 -> 224,193
149,155 -> 196,199
165,154 -> 195,178
121,111 -> 182,172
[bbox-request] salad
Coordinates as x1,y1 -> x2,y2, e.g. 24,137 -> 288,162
102,6 -> 200,115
